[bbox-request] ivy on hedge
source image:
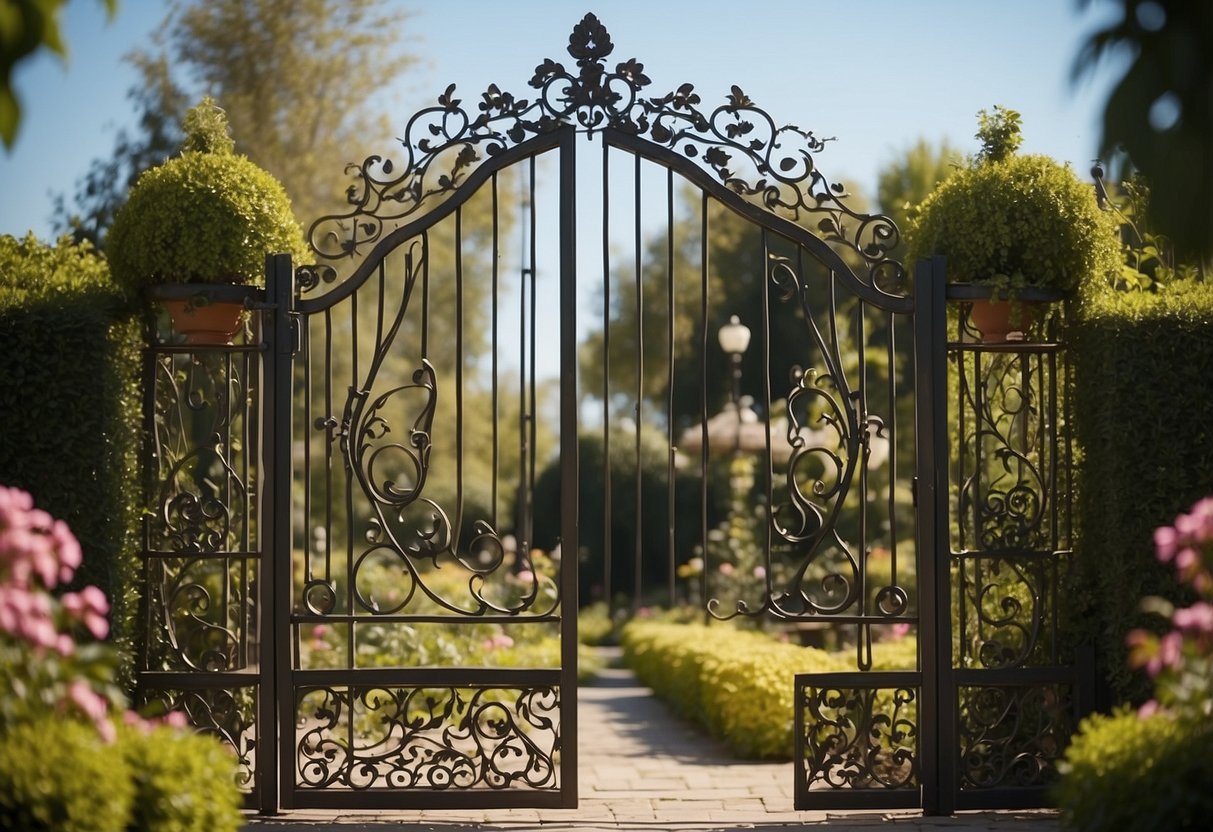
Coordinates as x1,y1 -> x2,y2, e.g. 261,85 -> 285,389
0,234 -> 142,682
1070,279 -> 1213,704
621,620 -> 917,759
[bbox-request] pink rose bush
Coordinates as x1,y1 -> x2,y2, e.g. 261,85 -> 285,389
0,485 -> 124,741
1126,496 -> 1213,719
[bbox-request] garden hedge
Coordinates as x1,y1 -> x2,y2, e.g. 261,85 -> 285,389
1070,280 -> 1213,704
1056,709 -> 1213,831
621,619 -> 916,759
0,234 -> 142,679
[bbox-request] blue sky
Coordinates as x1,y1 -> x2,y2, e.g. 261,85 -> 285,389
1,0 -> 1125,241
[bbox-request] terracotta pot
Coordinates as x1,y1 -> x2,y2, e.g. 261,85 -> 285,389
968,299 -> 1035,343
162,297 -> 247,345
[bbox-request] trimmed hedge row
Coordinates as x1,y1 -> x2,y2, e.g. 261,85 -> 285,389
1070,280 -> 1213,704
0,235 -> 142,678
0,717 -> 244,832
621,620 -> 917,759
1056,709 -> 1213,831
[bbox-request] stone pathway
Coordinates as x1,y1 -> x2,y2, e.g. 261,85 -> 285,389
244,655 -> 1060,831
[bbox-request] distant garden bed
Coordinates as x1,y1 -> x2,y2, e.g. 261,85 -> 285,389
620,619 -> 916,759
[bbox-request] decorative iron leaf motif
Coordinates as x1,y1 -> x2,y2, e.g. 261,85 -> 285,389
801,682 -> 918,791
296,686 -> 560,792
305,13 -> 903,296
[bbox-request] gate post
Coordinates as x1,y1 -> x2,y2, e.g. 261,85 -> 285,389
259,252 -> 295,813
913,255 -> 951,815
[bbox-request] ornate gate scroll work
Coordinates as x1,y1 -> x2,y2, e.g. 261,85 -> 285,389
305,13 -> 901,294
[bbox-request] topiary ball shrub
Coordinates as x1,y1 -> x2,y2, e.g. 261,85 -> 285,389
1056,708 -> 1213,831
120,723 -> 244,832
0,718 -> 135,832
907,108 -> 1120,294
106,97 -> 305,293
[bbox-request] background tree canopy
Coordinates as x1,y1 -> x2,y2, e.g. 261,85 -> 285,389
54,0 -> 415,243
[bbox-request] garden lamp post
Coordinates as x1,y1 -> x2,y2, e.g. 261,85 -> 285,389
717,314 -> 752,407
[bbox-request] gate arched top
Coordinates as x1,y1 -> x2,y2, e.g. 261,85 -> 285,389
303,12 -> 906,302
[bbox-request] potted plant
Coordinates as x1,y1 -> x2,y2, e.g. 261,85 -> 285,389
907,106 -> 1120,342
106,98 -> 306,345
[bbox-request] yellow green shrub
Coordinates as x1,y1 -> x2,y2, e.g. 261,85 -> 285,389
622,621 -> 851,758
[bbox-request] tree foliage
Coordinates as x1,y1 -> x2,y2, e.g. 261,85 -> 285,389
1074,0 -> 1213,261
54,0 -> 416,241
580,179 -> 883,432
0,0 -> 116,150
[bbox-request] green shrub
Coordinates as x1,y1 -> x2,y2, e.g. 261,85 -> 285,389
0,718 -> 134,832
578,601 -> 618,646
106,97 -> 305,291
621,620 -> 851,758
120,724 -> 244,832
1069,279 -> 1213,703
0,234 -> 141,680
1056,709 -> 1213,831
908,108 -> 1120,294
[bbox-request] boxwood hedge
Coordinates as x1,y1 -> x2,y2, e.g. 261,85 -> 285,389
1056,709 -> 1213,831
1069,280 -> 1213,704
621,620 -> 916,759
0,234 -> 142,679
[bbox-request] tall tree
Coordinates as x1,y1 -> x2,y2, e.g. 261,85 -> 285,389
54,0 -> 416,241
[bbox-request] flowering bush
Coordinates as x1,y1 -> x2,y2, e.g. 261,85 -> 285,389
0,485 -> 121,739
0,485 -> 244,831
1126,496 -> 1213,719
1056,497 -> 1213,830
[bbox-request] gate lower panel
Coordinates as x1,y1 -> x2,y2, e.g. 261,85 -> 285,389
795,671 -> 922,810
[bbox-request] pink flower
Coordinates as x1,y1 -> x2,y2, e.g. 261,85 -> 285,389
515,570 -> 535,585
66,679 -> 113,741
718,562 -> 735,576
311,623 -> 330,640
752,566 -> 766,579
61,585 -> 110,640
162,711 -> 188,729
1147,631 -> 1184,677
1173,602 -> 1213,634
1137,699 -> 1160,719
1154,526 -> 1179,562
892,622 -> 912,640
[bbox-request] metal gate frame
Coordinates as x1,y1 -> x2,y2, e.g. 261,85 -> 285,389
135,13 -> 1089,816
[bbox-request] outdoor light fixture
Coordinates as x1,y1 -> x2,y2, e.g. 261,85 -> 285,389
718,314 -> 751,406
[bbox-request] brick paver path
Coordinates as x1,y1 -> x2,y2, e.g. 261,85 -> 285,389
244,655 -> 1061,831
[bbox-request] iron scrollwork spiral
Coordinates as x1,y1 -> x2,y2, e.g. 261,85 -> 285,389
959,684 -> 1071,790
802,684 -> 918,791
296,686 -> 559,791
957,350 -> 1049,552
147,351 -> 255,672
306,13 -> 903,294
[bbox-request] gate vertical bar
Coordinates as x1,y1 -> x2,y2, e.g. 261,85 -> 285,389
914,255 -> 950,815
262,252 -> 294,812
558,126 -> 579,808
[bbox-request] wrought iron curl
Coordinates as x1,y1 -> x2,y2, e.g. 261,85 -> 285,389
295,686 -> 559,792
304,13 -> 904,296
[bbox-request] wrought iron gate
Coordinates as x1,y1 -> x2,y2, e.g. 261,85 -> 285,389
134,13 -> 1088,815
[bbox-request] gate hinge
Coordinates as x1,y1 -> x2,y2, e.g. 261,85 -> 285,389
911,475 -> 918,507
289,314 -> 303,356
